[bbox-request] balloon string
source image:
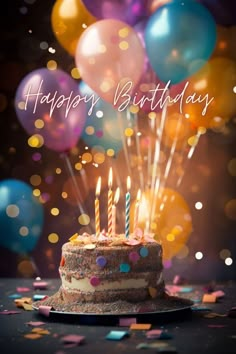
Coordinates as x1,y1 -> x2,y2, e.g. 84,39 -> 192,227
62,153 -> 89,219
134,114 -> 145,191
118,111 -> 132,176
149,89 -> 169,231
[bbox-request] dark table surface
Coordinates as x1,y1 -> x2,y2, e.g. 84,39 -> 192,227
0,278 -> 235,354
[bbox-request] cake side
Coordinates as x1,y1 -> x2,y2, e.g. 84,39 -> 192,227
59,233 -> 165,303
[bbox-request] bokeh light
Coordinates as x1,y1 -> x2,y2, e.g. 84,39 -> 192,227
195,251 -> 203,260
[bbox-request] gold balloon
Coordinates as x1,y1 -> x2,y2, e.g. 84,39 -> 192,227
51,0 -> 96,56
130,188 -> 192,260
183,57 -> 236,129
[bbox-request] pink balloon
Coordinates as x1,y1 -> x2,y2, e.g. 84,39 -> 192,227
75,19 -> 145,105
15,68 -> 86,152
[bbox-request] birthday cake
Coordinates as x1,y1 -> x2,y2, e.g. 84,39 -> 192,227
59,231 -> 165,304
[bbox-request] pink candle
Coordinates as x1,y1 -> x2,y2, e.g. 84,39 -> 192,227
95,177 -> 101,236
112,187 -> 120,235
108,168 -> 113,235
125,176 -> 131,238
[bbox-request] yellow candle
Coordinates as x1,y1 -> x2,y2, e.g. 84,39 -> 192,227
108,168 -> 113,235
112,187 -> 120,235
95,176 -> 101,236
134,189 -> 141,231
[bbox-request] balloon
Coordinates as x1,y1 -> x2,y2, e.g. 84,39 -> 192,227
51,0 -> 96,56
0,179 -> 44,254
75,19 -> 145,104
130,188 -> 192,260
82,0 -> 150,26
145,0 -> 217,84
15,68 -> 86,152
199,0 -> 236,27
79,81 -> 134,154
134,20 -> 189,113
182,57 -> 236,129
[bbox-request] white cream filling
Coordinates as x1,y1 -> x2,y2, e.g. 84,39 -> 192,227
61,275 -> 148,293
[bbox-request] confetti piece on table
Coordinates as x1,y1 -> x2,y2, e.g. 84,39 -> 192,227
202,294 -> 217,303
33,294 -> 48,301
146,329 -> 162,339
191,306 -> 212,312
22,303 -> 33,311
106,330 -> 129,341
8,294 -> 22,299
61,334 -> 85,347
208,324 -> 227,328
173,275 -> 187,285
0,310 -> 21,315
24,333 -> 42,340
38,305 -> 53,317
16,287 -> 31,292
33,281 -> 48,290
178,286 -> 193,293
211,290 -> 225,298
136,342 -> 168,349
119,317 -> 137,326
204,312 -> 227,318
31,328 -> 50,335
14,297 -> 32,308
130,323 -> 152,330
26,321 -> 46,326
157,346 -> 178,353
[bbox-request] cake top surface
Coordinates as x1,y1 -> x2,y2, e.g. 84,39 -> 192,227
67,228 -> 159,249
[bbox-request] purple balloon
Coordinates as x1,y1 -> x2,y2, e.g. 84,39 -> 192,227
199,0 -> 236,26
82,0 -> 150,26
15,68 -> 86,152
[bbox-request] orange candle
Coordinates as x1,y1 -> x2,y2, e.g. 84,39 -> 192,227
108,168 -> 113,235
95,177 -> 101,236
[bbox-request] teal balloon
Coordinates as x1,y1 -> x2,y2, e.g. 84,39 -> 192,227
79,81 -> 134,154
144,0 -> 217,84
0,179 -> 44,254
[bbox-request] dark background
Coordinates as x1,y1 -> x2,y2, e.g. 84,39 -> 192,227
0,0 -> 235,283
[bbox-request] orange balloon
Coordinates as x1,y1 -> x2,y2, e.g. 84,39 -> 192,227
183,57 -> 236,129
130,188 -> 192,260
51,0 -> 96,56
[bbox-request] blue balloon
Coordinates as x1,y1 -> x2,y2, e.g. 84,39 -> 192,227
144,0 -> 217,84
79,81 -> 134,154
0,179 -> 44,254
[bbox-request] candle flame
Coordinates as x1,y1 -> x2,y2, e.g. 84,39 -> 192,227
127,176 -> 131,191
96,176 -> 101,197
108,167 -> 113,188
114,187 -> 120,205
137,189 -> 141,202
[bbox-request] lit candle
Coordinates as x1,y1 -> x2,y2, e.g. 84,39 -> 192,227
125,176 -> 131,238
112,187 -> 120,235
95,176 -> 101,236
108,168 -> 113,235
134,189 -> 141,231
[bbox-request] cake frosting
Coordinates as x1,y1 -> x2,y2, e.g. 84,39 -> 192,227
58,230 -> 165,303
